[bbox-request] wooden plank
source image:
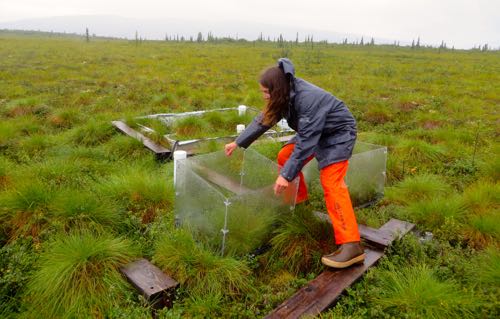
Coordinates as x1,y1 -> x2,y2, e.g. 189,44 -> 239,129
265,248 -> 384,319
379,218 -> 415,242
265,215 -> 415,319
313,211 -> 392,248
120,259 -> 179,309
358,224 -> 393,249
191,163 -> 252,195
112,120 -> 171,158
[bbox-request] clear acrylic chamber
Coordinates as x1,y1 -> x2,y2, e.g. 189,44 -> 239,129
302,141 -> 388,208
175,148 -> 299,256
174,141 -> 386,256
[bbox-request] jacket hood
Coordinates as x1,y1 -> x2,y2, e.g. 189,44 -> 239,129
278,58 -> 295,78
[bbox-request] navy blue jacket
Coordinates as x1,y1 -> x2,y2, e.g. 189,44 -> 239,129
236,58 -> 357,182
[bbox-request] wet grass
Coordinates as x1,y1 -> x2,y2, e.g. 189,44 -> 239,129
24,231 -> 139,318
0,31 -> 498,317
153,229 -> 253,297
370,264 -> 477,318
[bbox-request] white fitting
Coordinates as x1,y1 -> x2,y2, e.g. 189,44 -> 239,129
173,150 -> 187,188
236,124 -> 245,134
278,119 -> 290,131
238,105 -> 247,116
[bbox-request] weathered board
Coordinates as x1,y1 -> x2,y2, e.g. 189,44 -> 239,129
112,120 -> 172,159
265,248 -> 384,319
265,217 -> 415,319
190,163 -> 252,195
379,218 -> 416,241
313,211 -> 415,249
120,259 -> 179,309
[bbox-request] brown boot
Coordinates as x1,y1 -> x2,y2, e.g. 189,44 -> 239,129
321,242 -> 365,268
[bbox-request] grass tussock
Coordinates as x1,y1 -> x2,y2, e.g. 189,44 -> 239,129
173,116 -> 207,139
266,208 -> 335,275
462,211 -> 500,248
50,190 -> 124,232
24,232 -> 138,318
384,173 -> 451,204
371,264 -> 477,319
102,134 -> 149,160
48,109 -> 81,129
473,247 -> 500,287
395,138 -> 446,164
98,166 -> 174,221
0,181 -> 55,240
460,181 -> 500,247
153,229 -> 253,297
478,154 -> 500,182
0,157 -> 13,190
3,97 -> 50,118
405,195 -> 466,230
70,119 -> 115,146
462,181 -> 500,214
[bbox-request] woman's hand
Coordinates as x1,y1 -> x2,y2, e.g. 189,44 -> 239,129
224,142 -> 238,157
273,175 -> 289,195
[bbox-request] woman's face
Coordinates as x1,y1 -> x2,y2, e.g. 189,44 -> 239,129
259,83 -> 271,101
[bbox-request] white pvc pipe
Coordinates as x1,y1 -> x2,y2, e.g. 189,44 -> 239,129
173,150 -> 187,187
278,119 -> 290,131
238,105 -> 247,116
236,124 -> 245,134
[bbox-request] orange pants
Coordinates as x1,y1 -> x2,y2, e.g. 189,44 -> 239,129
277,144 -> 361,245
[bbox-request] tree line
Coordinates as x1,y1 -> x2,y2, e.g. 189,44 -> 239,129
83,27 -> 497,51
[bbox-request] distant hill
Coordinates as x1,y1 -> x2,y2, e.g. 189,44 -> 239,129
0,15 -> 397,44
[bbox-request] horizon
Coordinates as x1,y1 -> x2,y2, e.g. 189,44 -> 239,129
0,0 -> 499,50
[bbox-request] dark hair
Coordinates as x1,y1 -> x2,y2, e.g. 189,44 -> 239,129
259,66 -> 290,126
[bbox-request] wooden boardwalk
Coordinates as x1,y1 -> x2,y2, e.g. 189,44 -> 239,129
265,216 -> 414,319
112,120 -> 172,160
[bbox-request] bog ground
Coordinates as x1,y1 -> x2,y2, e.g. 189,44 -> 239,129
0,31 -> 499,318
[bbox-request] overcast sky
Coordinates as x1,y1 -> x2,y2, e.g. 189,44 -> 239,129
1,0 -> 499,48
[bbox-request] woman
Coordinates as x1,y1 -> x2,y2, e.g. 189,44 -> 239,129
225,58 -> 364,268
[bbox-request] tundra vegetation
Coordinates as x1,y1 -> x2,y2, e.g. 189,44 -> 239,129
0,30 -> 498,318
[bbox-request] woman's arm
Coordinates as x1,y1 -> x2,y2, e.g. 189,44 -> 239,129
234,112 -> 272,148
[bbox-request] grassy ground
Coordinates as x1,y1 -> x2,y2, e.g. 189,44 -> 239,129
0,30 -> 499,318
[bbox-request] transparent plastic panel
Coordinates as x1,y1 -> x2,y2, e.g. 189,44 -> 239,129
188,148 -> 246,196
346,144 -> 387,207
301,141 -> 387,208
175,160 -> 228,253
174,148 -> 299,256
227,186 -> 297,256
241,148 -> 282,189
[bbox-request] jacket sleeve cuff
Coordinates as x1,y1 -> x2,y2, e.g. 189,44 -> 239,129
280,158 -> 301,182
235,113 -> 270,148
